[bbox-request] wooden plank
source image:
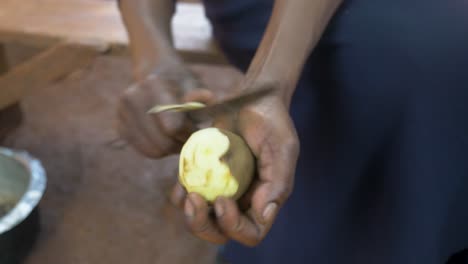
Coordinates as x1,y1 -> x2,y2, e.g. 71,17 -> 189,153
0,40 -> 108,109
0,0 -> 227,64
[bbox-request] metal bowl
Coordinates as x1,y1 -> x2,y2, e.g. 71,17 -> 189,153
0,147 -> 47,264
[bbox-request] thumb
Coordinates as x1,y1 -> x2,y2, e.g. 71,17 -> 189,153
157,88 -> 214,142
182,88 -> 216,105
182,88 -> 218,128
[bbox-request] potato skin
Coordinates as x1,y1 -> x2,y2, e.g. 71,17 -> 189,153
178,128 -> 255,201
218,129 -> 255,200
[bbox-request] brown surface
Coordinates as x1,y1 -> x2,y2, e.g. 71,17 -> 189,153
0,43 -> 44,69
0,0 -> 226,63
0,41 -> 107,109
2,54 -> 242,263
0,45 -> 24,140
0,44 -> 7,72
0,103 -> 23,142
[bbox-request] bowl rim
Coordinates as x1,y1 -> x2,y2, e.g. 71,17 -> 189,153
0,147 -> 47,234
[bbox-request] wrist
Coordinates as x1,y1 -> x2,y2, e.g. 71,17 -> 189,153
243,73 -> 296,109
135,60 -> 201,95
243,50 -> 304,109
133,48 -> 182,81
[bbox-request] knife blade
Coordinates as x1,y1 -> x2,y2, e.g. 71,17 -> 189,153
147,85 -> 275,123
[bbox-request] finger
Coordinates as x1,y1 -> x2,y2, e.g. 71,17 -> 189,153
214,196 -> 277,247
244,127 -> 298,224
237,179 -> 261,212
184,193 -> 228,245
182,88 -> 215,104
117,107 -> 163,158
143,111 -> 182,155
170,182 -> 186,209
249,181 -> 286,226
253,143 -> 297,223
141,80 -> 195,143
156,111 -> 194,143
214,179 -> 290,247
158,88 -> 215,142
122,87 -> 180,155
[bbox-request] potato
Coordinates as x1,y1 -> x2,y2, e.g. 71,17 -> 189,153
178,127 -> 255,202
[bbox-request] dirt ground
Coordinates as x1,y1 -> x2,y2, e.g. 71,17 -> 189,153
2,48 -> 242,263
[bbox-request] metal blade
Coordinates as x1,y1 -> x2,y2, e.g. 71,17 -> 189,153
147,85 -> 275,122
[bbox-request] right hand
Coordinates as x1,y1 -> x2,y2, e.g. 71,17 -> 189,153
116,65 -> 214,158
170,81 -> 300,246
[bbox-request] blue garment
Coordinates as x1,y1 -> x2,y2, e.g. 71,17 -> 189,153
201,0 -> 468,263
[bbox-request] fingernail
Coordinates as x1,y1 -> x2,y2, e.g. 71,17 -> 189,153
185,198 -> 195,219
262,203 -> 278,222
214,198 -> 225,218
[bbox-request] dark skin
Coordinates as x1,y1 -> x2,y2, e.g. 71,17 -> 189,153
117,0 -> 343,247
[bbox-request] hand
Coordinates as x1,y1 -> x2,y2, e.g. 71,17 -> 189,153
170,83 -> 300,247
117,65 -> 214,158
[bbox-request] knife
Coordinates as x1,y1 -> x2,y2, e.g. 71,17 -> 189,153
147,85 -> 275,123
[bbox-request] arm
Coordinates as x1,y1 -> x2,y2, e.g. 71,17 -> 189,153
118,0 -> 183,79
245,0 -> 343,107
176,0 -> 344,247
116,0 -> 214,159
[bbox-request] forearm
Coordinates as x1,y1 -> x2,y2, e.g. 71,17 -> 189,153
118,0 -> 183,79
246,0 -> 343,106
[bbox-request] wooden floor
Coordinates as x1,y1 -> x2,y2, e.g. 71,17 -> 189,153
0,0 -> 227,119
0,0 -> 225,63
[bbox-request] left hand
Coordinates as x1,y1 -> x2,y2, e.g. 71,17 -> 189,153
170,82 -> 300,247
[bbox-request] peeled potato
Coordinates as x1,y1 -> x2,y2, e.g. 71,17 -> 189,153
178,127 -> 255,202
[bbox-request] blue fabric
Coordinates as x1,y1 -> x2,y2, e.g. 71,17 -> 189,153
202,0 -> 273,55
201,0 -> 468,263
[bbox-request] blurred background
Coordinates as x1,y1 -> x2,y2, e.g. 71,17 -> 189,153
0,0 -> 240,263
